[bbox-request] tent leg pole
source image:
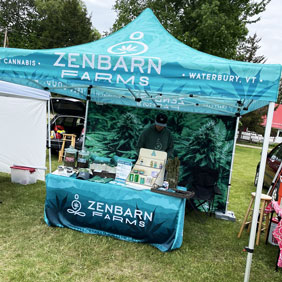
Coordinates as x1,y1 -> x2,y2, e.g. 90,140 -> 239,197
225,116 -> 240,213
244,102 -> 275,282
82,87 -> 91,151
82,99 -> 89,151
48,100 -> 51,173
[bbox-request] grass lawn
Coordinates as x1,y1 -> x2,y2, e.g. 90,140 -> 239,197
0,146 -> 281,281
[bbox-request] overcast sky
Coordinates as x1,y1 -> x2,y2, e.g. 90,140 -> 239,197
84,0 -> 282,65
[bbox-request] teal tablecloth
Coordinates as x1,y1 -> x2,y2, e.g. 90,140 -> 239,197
44,174 -> 186,252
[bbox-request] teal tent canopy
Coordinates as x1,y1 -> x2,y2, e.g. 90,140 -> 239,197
0,8 -> 281,116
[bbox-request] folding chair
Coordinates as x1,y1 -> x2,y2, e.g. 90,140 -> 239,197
190,167 -> 221,215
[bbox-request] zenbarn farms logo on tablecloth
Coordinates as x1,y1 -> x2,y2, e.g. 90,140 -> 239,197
67,193 -> 153,228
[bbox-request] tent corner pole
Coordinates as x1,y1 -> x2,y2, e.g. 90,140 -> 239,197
244,102 -> 275,282
48,99 -> 52,173
225,116 -> 240,214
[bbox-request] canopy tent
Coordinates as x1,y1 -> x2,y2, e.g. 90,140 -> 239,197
0,80 -> 51,181
0,9 -> 280,117
0,8 -> 281,282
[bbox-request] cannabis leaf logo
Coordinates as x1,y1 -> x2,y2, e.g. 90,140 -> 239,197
118,44 -> 138,53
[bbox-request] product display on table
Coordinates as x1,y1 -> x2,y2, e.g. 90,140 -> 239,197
52,142 -> 184,196
63,146 -> 77,168
77,150 -> 90,169
126,148 -> 167,190
52,166 -> 75,177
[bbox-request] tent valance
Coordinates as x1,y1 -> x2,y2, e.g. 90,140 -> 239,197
0,8 -> 280,116
0,80 -> 50,100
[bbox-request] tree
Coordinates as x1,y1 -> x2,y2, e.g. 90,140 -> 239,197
0,0 -> 40,48
0,0 -> 100,49
236,33 -> 266,63
34,0 -> 100,49
112,0 -> 270,59
277,78 -> 282,104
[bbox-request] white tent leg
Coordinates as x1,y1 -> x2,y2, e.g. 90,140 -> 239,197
226,116 -> 240,213
244,102 -> 275,282
48,99 -> 52,173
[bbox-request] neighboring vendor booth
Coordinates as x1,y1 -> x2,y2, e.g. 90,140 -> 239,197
0,80 -> 51,181
0,8 -> 281,277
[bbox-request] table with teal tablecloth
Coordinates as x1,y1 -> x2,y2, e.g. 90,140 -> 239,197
44,174 -> 186,252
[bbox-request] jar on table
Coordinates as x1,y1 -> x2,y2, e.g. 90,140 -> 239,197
77,150 -> 90,169
64,146 -> 77,168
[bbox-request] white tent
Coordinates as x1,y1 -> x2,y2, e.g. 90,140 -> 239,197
0,80 -> 51,181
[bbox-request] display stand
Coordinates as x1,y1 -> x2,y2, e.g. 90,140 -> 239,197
126,148 -> 167,190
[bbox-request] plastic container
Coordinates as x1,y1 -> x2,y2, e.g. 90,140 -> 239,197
64,146 -> 77,168
77,150 -> 90,169
268,217 -> 279,246
10,166 -> 37,185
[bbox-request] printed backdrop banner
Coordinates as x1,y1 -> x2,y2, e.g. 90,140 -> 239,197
85,103 -> 236,213
45,174 -> 186,252
0,9 -> 281,116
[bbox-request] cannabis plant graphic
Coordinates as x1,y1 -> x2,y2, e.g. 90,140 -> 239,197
86,104 -> 235,212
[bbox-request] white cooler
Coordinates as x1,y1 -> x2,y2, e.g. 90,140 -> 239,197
10,166 -> 37,185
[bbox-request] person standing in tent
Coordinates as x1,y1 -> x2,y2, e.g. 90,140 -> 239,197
136,113 -> 174,158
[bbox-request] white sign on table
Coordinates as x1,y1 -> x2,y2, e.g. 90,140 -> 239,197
115,160 -> 132,184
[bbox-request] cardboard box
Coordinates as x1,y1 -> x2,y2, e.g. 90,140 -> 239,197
10,166 -> 37,185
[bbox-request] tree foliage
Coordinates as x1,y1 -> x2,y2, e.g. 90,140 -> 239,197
277,79 -> 282,105
0,0 -> 100,49
34,0 -> 100,48
0,0 -> 40,48
112,0 -> 270,59
236,33 -> 266,63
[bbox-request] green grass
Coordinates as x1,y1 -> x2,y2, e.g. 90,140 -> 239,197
0,146 -> 281,281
